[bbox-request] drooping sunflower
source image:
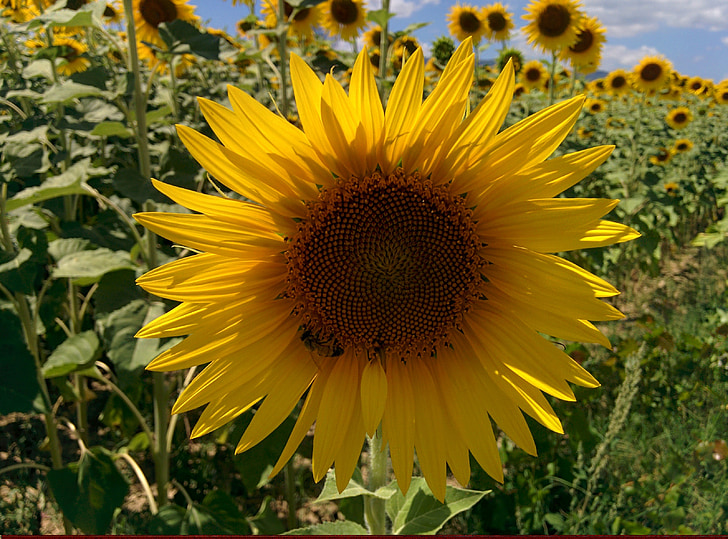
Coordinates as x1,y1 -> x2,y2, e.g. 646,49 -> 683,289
319,0 -> 368,41
522,0 -> 583,53
133,0 -> 198,48
520,59 -> 549,90
665,106 -> 692,129
672,138 -> 693,153
497,47 -> 524,74
54,36 -> 91,75
135,40 -> 638,501
447,3 -> 487,44
631,55 -> 671,93
605,69 -> 630,96
483,2 -> 514,42
560,15 -> 604,71
650,147 -> 674,166
261,0 -> 320,38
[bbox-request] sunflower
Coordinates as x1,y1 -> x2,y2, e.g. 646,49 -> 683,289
584,98 -> 606,114
497,47 -> 524,74
135,41 -> 637,501
54,36 -> 91,75
483,2 -> 514,42
715,82 -> 728,105
631,55 -> 671,93
650,147 -> 674,166
685,75 -> 710,97
447,3 -> 487,44
560,15 -> 604,71
103,1 -> 123,23
665,106 -> 692,129
522,0 -> 583,53
261,0 -> 320,38
392,35 -> 419,69
319,0 -> 368,41
362,25 -> 392,50
672,138 -> 693,153
520,59 -> 549,90
133,0 -> 198,48
664,182 -> 679,195
605,69 -> 630,96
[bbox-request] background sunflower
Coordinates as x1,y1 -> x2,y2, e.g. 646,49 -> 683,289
632,55 -> 672,93
522,0 -> 583,53
319,0 -> 368,41
133,0 -> 198,48
447,3 -> 487,44
483,2 -> 514,42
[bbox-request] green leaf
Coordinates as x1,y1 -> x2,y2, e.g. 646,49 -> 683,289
47,238 -> 93,262
0,227 -> 48,295
47,446 -> 129,534
0,307 -> 45,414
316,469 -> 394,502
6,158 -> 111,212
89,121 -> 133,138
148,504 -> 186,534
366,8 -> 395,27
284,520 -> 369,535
198,490 -> 252,534
27,1 -> 106,30
159,19 -> 221,60
53,248 -> 134,286
386,478 -> 489,535
146,105 -> 173,125
42,330 -> 100,378
41,82 -> 108,104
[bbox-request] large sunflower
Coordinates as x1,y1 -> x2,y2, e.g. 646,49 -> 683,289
483,2 -> 514,42
447,3 -> 487,44
605,69 -> 630,96
319,0 -> 368,41
135,40 -> 638,501
520,59 -> 549,90
522,0 -> 583,53
631,55 -> 671,93
261,0 -> 320,38
133,0 -> 198,48
560,15 -> 604,71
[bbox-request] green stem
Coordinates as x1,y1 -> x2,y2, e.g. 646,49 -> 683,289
378,0 -> 391,77
284,460 -> 298,530
276,0 -> 290,118
548,50 -> 558,106
364,426 -> 388,535
153,371 -> 170,508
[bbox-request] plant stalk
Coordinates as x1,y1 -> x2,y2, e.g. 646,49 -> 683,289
364,426 -> 388,535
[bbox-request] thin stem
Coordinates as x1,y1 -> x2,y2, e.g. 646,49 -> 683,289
153,371 -> 170,508
0,462 -> 52,475
548,50 -> 558,106
378,0 -> 391,77
116,452 -> 159,515
166,366 -> 197,454
276,0 -> 290,118
364,426 -> 388,535
284,460 -> 298,530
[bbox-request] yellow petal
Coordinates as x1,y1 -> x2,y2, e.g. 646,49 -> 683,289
360,357 -> 387,436
382,356 -> 415,494
349,48 -> 384,172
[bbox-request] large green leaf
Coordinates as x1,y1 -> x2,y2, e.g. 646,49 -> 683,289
89,121 -> 133,138
0,307 -> 45,414
6,158 -> 111,212
385,478 -> 489,535
159,19 -> 221,60
41,81 -> 109,104
47,447 -> 129,534
0,227 -> 48,295
53,248 -> 135,286
316,468 -> 394,502
283,520 -> 369,535
27,1 -> 106,30
42,330 -> 100,378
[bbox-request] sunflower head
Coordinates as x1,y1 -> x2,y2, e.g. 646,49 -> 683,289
605,69 -> 630,96
320,0 -> 368,41
632,55 -> 672,93
497,47 -> 524,74
134,0 -> 199,48
650,147 -> 674,165
261,0 -> 320,37
134,38 -> 638,501
483,2 -> 514,41
673,138 -> 693,153
522,0 -> 583,53
664,182 -> 679,195
431,35 -> 456,69
447,3 -> 487,43
54,36 -> 90,76
560,15 -> 604,70
520,59 -> 548,90
715,82 -> 728,105
585,98 -> 606,114
665,106 -> 693,129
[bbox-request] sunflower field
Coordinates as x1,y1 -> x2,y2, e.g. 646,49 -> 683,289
2,0 -> 728,535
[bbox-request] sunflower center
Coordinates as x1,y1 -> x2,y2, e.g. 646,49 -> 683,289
287,169 -> 483,357
487,11 -> 507,32
676,142 -> 688,151
458,11 -> 481,34
283,2 -> 310,22
139,0 -> 178,28
673,112 -> 687,123
537,4 -> 571,38
569,28 -> 593,53
611,75 -> 626,88
640,63 -> 663,82
330,0 -> 359,25
525,67 -> 541,82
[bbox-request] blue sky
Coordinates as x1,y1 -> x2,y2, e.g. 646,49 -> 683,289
195,0 -> 728,82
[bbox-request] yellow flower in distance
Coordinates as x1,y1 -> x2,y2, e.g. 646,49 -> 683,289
605,69 -> 630,96
134,40 -> 638,502
672,138 -> 693,153
133,0 -> 198,48
665,106 -> 692,129
54,36 -> 91,75
261,0 -> 320,38
520,59 -> 549,90
632,55 -> 671,93
447,3 -> 487,44
483,2 -> 514,42
522,0 -> 583,53
319,0 -> 368,41
560,15 -> 604,70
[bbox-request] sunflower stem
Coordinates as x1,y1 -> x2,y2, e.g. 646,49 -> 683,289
548,50 -> 558,106
277,0 -> 290,118
152,371 -> 170,508
378,0 -> 391,77
364,426 -> 388,535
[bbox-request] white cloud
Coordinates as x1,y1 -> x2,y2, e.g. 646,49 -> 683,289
722,36 -> 728,46
599,43 -> 661,72
367,0 -> 440,19
581,0 -> 728,37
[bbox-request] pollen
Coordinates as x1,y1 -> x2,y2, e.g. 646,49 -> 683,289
287,169 -> 483,358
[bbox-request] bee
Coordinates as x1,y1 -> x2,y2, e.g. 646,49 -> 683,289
300,329 -> 344,358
